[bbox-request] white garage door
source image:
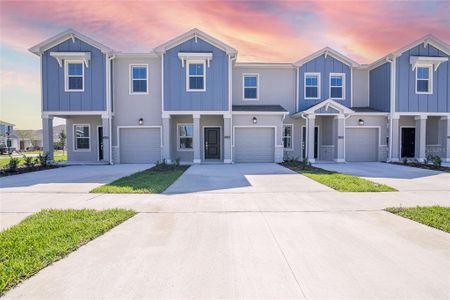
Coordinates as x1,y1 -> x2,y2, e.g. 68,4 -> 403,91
234,127 -> 275,163
345,128 -> 378,162
120,128 -> 161,163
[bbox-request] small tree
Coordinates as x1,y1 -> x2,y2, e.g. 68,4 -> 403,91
58,130 -> 66,155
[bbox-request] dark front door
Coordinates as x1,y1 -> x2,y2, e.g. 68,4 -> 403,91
204,127 -> 220,159
401,128 -> 415,158
98,126 -> 104,160
302,126 -> 318,159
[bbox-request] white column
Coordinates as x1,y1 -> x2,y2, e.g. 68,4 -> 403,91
42,115 -> 54,160
162,115 -> 171,163
443,116 -> 450,162
223,114 -> 232,163
390,115 -> 400,162
101,116 -> 111,163
415,115 -> 427,162
335,115 -> 345,163
193,114 -> 201,164
307,114 -> 316,163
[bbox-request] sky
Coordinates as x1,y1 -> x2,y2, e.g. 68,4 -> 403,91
1,0 -> 449,129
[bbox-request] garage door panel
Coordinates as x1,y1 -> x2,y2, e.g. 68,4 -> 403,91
235,128 -> 274,163
120,128 -> 161,163
346,128 -> 378,162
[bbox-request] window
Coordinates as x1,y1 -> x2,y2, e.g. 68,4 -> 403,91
65,62 -> 84,91
283,125 -> 293,149
187,61 -> 205,91
305,73 -> 320,99
130,65 -> 148,94
330,73 -> 345,99
243,74 -> 259,100
178,124 -> 193,150
416,65 -> 432,94
74,125 -> 90,151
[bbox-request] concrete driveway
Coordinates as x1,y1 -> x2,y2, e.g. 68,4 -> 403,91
316,162 -> 450,191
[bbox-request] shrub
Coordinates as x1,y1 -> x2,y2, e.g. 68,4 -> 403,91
402,157 -> 408,165
23,155 -> 35,169
8,156 -> 19,172
175,158 -> 180,167
36,152 -> 50,167
427,154 -> 442,167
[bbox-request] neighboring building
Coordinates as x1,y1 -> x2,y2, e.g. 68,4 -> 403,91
29,29 -> 450,164
0,120 -> 19,149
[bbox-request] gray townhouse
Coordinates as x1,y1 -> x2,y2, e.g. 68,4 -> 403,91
29,29 -> 450,164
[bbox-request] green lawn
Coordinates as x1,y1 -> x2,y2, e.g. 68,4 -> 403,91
386,206 -> 450,233
0,152 -> 66,169
0,209 -> 136,295
90,167 -> 186,194
299,169 -> 397,192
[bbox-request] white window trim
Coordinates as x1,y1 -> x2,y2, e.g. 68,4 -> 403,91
415,64 -> 433,95
283,124 -> 293,150
329,73 -> 345,100
129,64 -> 149,95
73,124 -> 90,152
177,123 -> 194,151
64,60 -> 84,92
186,60 -> 206,92
304,72 -> 321,100
242,73 -> 259,101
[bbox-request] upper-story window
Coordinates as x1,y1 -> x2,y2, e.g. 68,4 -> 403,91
304,73 -> 320,100
416,65 -> 432,94
130,65 -> 148,94
243,74 -> 259,100
186,61 -> 206,92
65,61 -> 84,92
330,73 -> 345,100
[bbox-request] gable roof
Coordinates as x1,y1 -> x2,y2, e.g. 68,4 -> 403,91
29,29 -> 113,55
302,99 -> 354,115
294,47 -> 360,68
154,28 -> 237,55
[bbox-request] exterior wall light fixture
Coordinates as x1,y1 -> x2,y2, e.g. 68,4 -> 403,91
138,118 -> 144,125
252,117 -> 257,124
358,118 -> 364,126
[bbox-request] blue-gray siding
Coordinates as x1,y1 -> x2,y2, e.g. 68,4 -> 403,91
369,62 -> 391,112
298,54 -> 351,111
163,37 -> 228,111
42,37 -> 106,111
396,44 -> 450,112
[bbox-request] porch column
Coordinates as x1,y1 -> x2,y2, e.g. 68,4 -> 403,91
193,114 -> 201,164
223,114 -> 232,163
443,116 -> 450,162
162,115 -> 171,163
390,115 -> 400,162
42,115 -> 54,160
101,116 -> 111,163
415,115 -> 427,162
335,115 -> 345,163
307,114 -> 316,163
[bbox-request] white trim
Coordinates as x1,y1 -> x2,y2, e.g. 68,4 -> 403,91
42,111 -> 108,118
393,34 -> 450,57
399,126 -> 416,158
350,68 -> 353,107
232,125 -> 280,148
186,60 -> 206,92
410,56 -> 448,72
73,124 -> 91,152
129,64 -> 149,95
296,67 -> 299,112
116,126 -> 163,148
301,98 -> 354,115
50,52 -> 91,68
396,112 -> 450,116
282,124 -> 294,150
301,125 -> 320,161
161,53 -> 165,113
329,73 -> 345,100
202,126 -> 223,161
304,72 -> 321,100
242,73 -> 259,101
64,60 -> 84,92
352,112 -> 390,116
177,123 -> 194,151
295,47 -> 360,67
163,111 -> 230,116
178,52 -> 213,67
232,111 -> 288,115
415,64 -> 433,95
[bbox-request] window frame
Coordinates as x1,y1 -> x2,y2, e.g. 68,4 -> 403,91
242,73 -> 259,101
329,73 -> 345,100
282,124 -> 293,150
177,123 -> 194,151
186,60 -> 206,92
73,124 -> 90,152
304,72 -> 321,100
64,60 -> 84,92
129,64 -> 149,95
415,64 -> 433,95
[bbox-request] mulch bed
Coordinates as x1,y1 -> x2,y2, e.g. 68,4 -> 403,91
0,165 -> 60,177
279,162 -> 328,173
149,163 -> 190,172
389,162 -> 450,172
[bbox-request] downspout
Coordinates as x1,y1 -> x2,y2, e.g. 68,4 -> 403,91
386,55 -> 396,162
300,113 -> 308,159
229,54 -> 237,163
107,54 -> 115,165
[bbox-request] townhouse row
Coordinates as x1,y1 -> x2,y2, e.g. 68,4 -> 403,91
29,29 -> 450,164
